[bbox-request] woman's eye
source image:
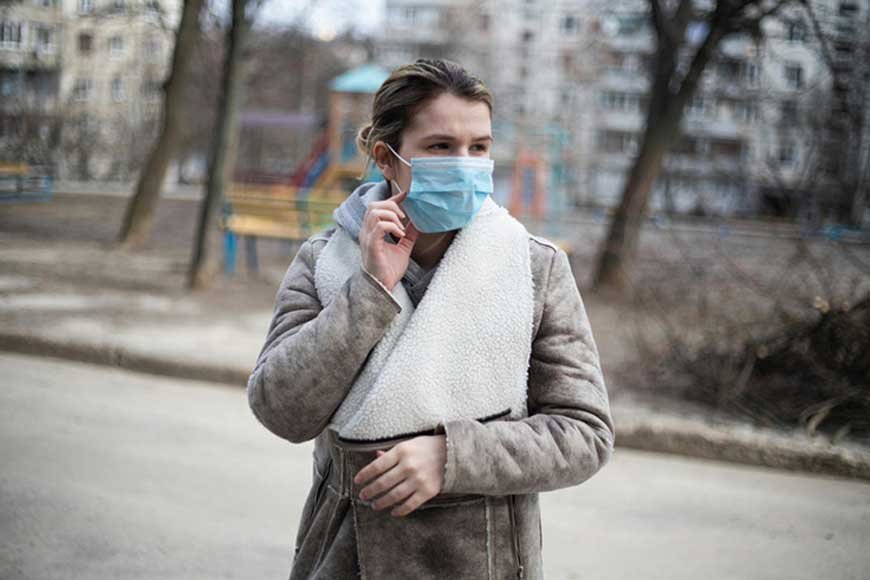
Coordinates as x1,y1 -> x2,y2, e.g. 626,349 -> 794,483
471,144 -> 488,152
427,143 -> 449,150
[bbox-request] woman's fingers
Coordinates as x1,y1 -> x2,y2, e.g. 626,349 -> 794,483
359,459 -> 405,502
388,187 -> 408,204
370,480 -> 416,512
370,199 -> 406,220
374,221 -> 405,241
366,207 -> 406,232
391,491 -> 427,517
354,447 -> 399,486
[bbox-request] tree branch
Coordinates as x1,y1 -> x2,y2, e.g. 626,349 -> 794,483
649,0 -> 680,46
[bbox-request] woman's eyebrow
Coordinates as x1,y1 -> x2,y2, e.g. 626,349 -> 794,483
420,133 -> 493,142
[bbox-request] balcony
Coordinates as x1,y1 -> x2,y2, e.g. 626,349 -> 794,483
0,92 -> 58,113
0,46 -> 59,70
664,154 -> 743,176
598,110 -> 645,132
599,32 -> 655,54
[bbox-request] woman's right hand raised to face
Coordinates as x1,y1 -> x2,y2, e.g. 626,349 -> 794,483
360,188 -> 420,291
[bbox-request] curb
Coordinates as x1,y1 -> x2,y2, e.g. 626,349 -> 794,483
0,332 -> 249,387
613,413 -> 870,482
2,331 -> 869,482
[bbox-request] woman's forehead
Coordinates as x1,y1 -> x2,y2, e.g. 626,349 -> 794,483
405,93 -> 491,140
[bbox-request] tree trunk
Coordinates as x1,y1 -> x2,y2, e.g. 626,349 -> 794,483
592,3 -> 731,295
118,0 -> 204,249
187,0 -> 251,290
593,124 -> 673,295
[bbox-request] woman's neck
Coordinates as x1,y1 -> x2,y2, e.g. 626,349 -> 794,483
411,230 -> 457,271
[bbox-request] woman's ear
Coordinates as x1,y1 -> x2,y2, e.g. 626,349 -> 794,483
372,141 -> 397,181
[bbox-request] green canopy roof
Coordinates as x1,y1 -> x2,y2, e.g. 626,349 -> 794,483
330,64 -> 390,94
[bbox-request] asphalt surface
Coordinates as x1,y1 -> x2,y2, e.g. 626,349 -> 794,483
2,353 -> 868,580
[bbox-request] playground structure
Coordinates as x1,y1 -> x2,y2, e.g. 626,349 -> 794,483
223,65 -> 390,274
504,123 -> 573,252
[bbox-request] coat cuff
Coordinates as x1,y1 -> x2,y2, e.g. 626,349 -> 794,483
440,418 -> 469,494
360,266 -> 403,312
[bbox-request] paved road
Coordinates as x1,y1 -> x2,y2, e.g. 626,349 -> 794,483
1,353 -> 868,580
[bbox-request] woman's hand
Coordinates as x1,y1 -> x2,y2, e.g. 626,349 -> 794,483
354,434 -> 447,517
359,188 -> 420,291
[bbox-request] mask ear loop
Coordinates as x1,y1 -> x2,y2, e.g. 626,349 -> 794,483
385,143 -> 412,168
384,142 -> 412,196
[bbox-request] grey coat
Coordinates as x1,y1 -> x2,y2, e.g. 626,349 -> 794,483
246,226 -> 616,580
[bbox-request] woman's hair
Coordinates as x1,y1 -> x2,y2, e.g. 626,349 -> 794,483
356,59 -> 493,161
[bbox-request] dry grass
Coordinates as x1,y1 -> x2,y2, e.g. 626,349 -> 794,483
623,228 -> 870,444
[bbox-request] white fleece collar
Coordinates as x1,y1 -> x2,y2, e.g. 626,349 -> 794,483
314,196 -> 534,443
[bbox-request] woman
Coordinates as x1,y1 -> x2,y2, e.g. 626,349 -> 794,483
247,59 -> 615,580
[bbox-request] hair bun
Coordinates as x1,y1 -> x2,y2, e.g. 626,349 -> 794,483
356,124 -> 374,155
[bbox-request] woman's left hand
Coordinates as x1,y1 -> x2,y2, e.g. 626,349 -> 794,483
354,434 -> 447,517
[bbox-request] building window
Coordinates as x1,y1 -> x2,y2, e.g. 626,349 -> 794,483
780,100 -> 798,123
112,0 -> 125,10
73,78 -> 93,101
78,0 -> 94,14
142,78 -> 162,101
785,63 -> 804,89
787,20 -> 806,43
687,96 -> 710,118
0,22 -> 23,48
479,13 -> 489,32
78,32 -> 93,53
0,71 -> 22,97
838,2 -> 858,16
561,14 -> 578,36
146,0 -> 161,12
742,62 -> 759,85
600,91 -> 645,114
111,77 -> 125,102
144,35 -> 161,60
778,143 -> 796,166
735,100 -> 758,123
561,53 -> 573,75
521,30 -> 533,43
32,71 -> 54,97
109,36 -> 124,58
597,130 -> 639,155
34,26 -> 54,52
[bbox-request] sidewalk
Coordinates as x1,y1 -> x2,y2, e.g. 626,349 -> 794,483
1,194 -> 869,481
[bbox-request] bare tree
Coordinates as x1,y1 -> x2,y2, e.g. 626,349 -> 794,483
187,0 -> 266,289
592,0 -> 800,295
118,0 -> 205,249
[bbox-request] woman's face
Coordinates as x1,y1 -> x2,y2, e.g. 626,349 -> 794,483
374,92 -> 493,195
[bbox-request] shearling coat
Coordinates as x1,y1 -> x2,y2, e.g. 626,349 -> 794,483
247,225 -> 616,580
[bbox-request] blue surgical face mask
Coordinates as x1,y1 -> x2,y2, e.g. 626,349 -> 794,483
386,143 -> 494,233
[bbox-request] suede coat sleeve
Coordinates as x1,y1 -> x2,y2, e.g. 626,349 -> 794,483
246,237 -> 403,443
440,247 -> 616,496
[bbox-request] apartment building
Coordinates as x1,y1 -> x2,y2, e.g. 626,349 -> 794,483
58,0 -> 180,180
0,0 -> 64,167
0,0 -> 179,179
377,0 -> 869,220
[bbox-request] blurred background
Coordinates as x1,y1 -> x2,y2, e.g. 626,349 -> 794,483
1,0 -> 869,579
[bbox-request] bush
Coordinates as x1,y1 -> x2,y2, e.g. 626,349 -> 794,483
629,230 -> 870,444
